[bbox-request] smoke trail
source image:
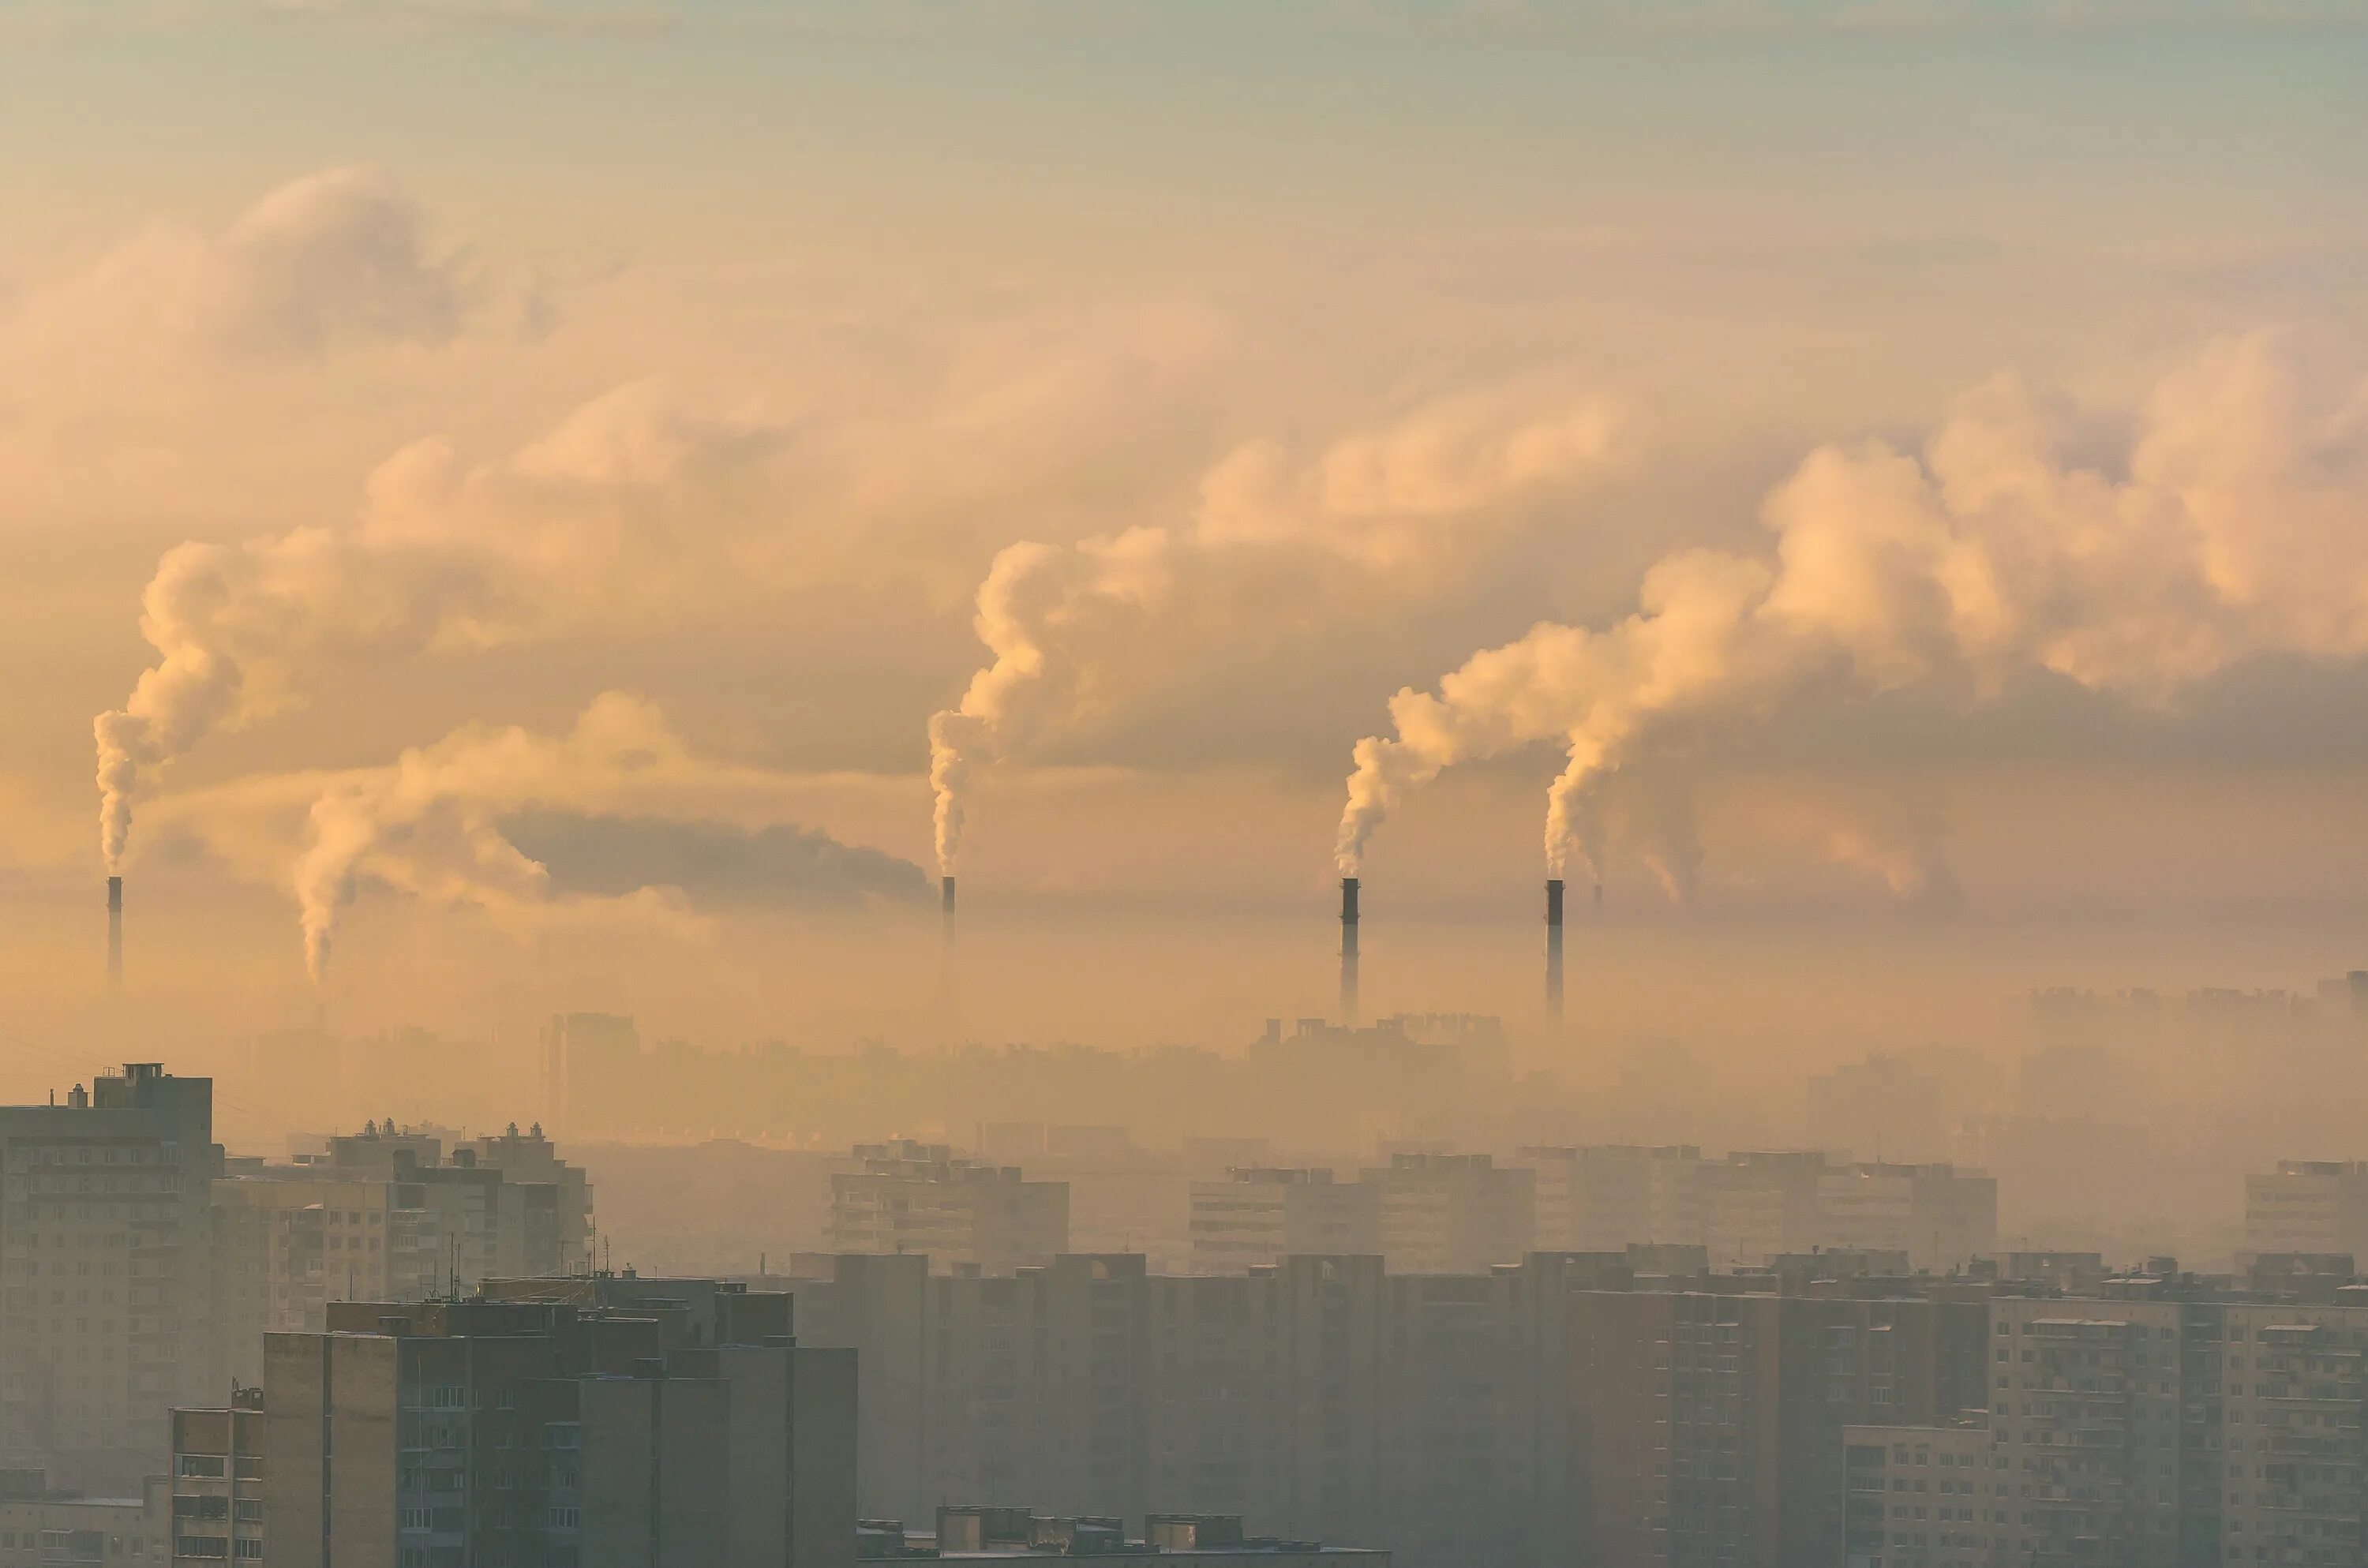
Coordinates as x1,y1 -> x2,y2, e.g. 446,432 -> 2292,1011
935,392 -> 1617,874
290,694 -> 707,982
1337,335 -> 2368,885
95,384 -> 779,875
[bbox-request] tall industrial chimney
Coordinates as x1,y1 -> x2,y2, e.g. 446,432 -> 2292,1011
106,876 -> 123,994
942,875 -> 957,917
1339,876 -> 1360,1027
1544,878 -> 1564,1027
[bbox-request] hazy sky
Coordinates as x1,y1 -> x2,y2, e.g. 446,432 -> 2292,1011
3,0 -> 2366,1050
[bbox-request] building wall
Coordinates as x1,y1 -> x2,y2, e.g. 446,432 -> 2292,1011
0,1066 -> 222,1493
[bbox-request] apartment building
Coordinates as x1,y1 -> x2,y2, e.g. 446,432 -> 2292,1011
2245,1161 -> 2368,1263
168,1390 -> 264,1567
871,1507 -> 1390,1564
1566,1285 -> 1989,1567
1703,1152 -> 1831,1270
783,1250 -> 1639,1568
260,1285 -> 855,1568
1519,1146 -> 1706,1256
1846,1282 -> 2368,1567
208,1121 -> 596,1393
1841,1417 -> 1997,1568
0,1065 -> 223,1494
1186,1170 -> 1378,1273
0,1469 -> 167,1568
1355,1155 -> 1533,1275
828,1143 -> 1068,1274
1817,1165 -> 1998,1274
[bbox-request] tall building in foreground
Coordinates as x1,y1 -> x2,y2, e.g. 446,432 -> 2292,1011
1568,1285 -> 1989,1568
260,1282 -> 855,1568
170,1387 -> 264,1567
0,1064 -> 223,1492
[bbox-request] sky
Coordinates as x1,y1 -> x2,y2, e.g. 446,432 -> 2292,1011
2,0 -> 2366,1057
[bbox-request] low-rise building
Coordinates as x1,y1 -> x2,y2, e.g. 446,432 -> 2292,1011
0,1469 -> 167,1568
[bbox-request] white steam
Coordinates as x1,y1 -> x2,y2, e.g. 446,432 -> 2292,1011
927,391 -> 1617,874
1336,335 -> 2368,887
294,694 -> 713,983
95,382 -> 781,874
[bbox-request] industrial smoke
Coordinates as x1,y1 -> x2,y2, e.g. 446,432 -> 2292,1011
927,393 -> 1617,880
1336,336 -> 2368,894
94,384 -> 782,880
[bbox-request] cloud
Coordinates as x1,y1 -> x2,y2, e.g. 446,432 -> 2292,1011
17,167 -> 466,365
1336,333 -> 2368,892
927,386 -> 1621,872
500,811 -> 929,907
92,379 -> 788,873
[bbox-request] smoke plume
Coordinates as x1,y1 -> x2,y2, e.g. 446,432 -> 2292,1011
293,692 -> 912,982
927,391 -> 1617,873
1336,335 -> 2368,887
94,383 -> 781,874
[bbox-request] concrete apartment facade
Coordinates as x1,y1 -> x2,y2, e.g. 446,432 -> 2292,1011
0,1065 -> 222,1494
828,1144 -> 1068,1275
253,1287 -> 855,1568
1186,1171 -> 1379,1274
0,1468 -> 167,1568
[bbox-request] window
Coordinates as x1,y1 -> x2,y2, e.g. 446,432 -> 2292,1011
177,1454 -> 226,1478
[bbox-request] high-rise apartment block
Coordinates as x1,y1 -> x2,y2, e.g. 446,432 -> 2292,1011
781,1249 -> 1646,1568
827,1143 -> 1068,1274
1355,1154 -> 1534,1275
1521,1145 -> 1707,1256
1516,1147 -> 1996,1274
1568,1285 -> 1989,1566
1187,1169 -> 1379,1272
2246,1160 -> 2368,1262
0,1065 -> 223,1493
1846,1281 -> 2368,1568
260,1283 -> 854,1568
169,1388 -> 264,1567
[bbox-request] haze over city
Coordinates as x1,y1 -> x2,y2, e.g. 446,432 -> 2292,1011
3,7 -> 2368,1567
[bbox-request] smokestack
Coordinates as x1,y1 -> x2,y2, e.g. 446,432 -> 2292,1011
106,876 -> 123,995
1339,876 -> 1360,1027
942,875 -> 957,917
1545,878 -> 1564,1027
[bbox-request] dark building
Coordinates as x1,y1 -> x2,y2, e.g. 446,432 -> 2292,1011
261,1283 -> 854,1568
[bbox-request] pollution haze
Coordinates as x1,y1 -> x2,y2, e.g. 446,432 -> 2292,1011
2,6 -> 2366,1145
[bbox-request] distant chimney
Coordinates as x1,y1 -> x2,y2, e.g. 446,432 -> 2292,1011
1545,878 -> 1564,1027
106,876 -> 123,995
1339,877 -> 1361,1027
942,875 -> 957,916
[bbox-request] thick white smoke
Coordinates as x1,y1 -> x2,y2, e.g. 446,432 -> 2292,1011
926,391 -> 1617,874
1336,335 -> 2368,889
94,383 -> 781,874
293,694 -> 728,983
